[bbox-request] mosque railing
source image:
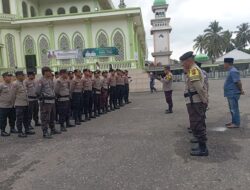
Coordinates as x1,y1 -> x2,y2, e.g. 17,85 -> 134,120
0,14 -> 16,20
0,60 -> 141,76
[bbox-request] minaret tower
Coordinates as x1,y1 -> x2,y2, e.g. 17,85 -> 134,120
151,0 -> 172,65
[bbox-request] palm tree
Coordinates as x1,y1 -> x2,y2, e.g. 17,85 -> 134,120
222,30 -> 235,53
193,35 -> 206,53
203,21 -> 225,62
234,23 -> 250,49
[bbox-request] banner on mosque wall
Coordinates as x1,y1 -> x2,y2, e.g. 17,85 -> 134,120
83,47 -> 119,58
47,49 -> 82,60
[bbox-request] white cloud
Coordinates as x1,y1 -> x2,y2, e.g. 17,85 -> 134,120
113,0 -> 250,60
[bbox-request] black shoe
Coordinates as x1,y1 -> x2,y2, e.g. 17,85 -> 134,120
35,122 -> 41,127
43,131 -> 52,139
10,128 -> 18,134
60,125 -> 67,132
190,143 -> 209,157
26,131 -> 35,135
51,129 -> 62,135
29,125 -> 34,130
90,115 -> 96,119
190,138 -> 199,143
18,133 -> 27,138
67,124 -> 75,128
1,131 -> 10,137
80,119 -> 86,122
187,128 -> 192,134
165,110 -> 173,114
75,121 -> 81,125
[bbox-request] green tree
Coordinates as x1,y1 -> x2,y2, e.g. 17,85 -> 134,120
203,21 -> 225,62
234,23 -> 250,49
222,30 -> 235,53
193,35 -> 206,53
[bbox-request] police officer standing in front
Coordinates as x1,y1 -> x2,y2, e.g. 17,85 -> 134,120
0,72 -> 17,136
12,71 -> 35,138
36,67 -> 61,139
180,51 -> 209,156
24,71 -> 41,129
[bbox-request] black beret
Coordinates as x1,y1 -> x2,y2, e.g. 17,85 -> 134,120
179,51 -> 194,61
109,69 -> 114,72
15,71 -> 24,76
59,69 -> 67,74
27,71 -> 35,76
42,67 -> 52,73
2,72 -> 13,77
83,69 -> 89,72
224,58 -> 234,64
54,71 -> 59,75
164,65 -> 171,70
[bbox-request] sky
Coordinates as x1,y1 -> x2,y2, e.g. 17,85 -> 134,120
113,0 -> 250,61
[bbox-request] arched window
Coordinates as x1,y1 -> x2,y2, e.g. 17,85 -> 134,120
82,5 -> 90,12
97,31 -> 109,62
22,1 -> 28,18
59,34 -> 70,64
45,8 -> 53,16
113,31 -> 125,61
39,35 -> 50,66
70,6 -> 78,13
24,36 -> 35,55
73,33 -> 85,64
97,32 -> 108,48
5,34 -> 16,68
57,7 -> 65,15
30,6 -> 36,17
2,0 -> 10,14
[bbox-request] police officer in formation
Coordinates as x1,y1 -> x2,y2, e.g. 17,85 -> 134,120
0,72 -> 17,136
180,51 -> 209,157
24,71 -> 41,129
13,71 -> 35,137
0,66 -> 131,139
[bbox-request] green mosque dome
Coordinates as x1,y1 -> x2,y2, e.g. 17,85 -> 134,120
154,0 -> 167,6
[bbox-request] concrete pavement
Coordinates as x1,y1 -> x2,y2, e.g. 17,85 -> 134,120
0,79 -> 250,190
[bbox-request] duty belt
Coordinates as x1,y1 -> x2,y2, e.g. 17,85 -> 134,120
58,95 -> 70,98
184,91 -> 198,98
28,96 -> 37,99
184,91 -> 198,105
43,97 -> 55,100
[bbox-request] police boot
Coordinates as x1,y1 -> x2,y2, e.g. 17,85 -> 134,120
75,119 -> 81,125
35,121 -> 41,127
25,130 -> 36,135
43,129 -> 52,139
51,127 -> 62,135
60,124 -> 67,132
190,142 -> 209,157
29,125 -> 34,130
66,120 -> 75,128
18,132 -> 27,138
10,127 -> 18,134
1,131 -> 10,137
187,128 -> 192,134
190,137 -> 199,143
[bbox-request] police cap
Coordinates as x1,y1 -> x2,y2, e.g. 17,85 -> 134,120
59,69 -> 67,74
224,58 -> 234,64
179,51 -> 194,61
27,71 -> 36,76
2,72 -> 13,77
15,71 -> 25,76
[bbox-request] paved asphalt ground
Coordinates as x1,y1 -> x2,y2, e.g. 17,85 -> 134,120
0,79 -> 250,190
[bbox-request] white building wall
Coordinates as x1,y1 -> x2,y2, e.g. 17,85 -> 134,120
91,18 -> 130,60
153,31 -> 169,53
